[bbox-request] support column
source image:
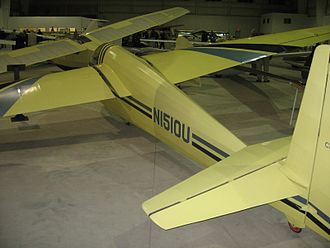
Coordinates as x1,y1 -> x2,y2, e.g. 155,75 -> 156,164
0,0 -> 10,29
316,0 -> 327,25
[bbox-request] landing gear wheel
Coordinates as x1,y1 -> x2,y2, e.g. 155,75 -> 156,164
288,222 -> 302,233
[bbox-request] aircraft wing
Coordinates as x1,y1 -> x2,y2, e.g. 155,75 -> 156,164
0,39 -> 85,74
0,7 -> 189,74
218,25 -> 330,52
82,7 -> 189,50
0,66 -> 120,117
143,136 -> 304,230
143,47 -> 273,84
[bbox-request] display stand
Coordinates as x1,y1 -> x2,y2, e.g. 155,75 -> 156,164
289,87 -> 299,126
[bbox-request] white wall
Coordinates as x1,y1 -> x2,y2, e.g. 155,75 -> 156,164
260,13 -> 314,34
9,13 -> 259,38
8,16 -> 94,32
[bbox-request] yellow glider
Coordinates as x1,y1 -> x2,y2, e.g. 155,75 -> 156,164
0,24 -> 329,241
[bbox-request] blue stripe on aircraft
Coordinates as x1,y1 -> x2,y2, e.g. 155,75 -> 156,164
293,195 -> 330,225
0,77 -> 41,116
186,47 -> 268,63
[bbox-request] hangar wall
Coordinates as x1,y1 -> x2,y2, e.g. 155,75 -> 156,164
8,16 -> 93,31
6,0 -> 330,37
260,11 -> 330,34
18,0 -> 297,18
168,15 -> 260,38
9,0 -> 297,37
260,13 -> 311,33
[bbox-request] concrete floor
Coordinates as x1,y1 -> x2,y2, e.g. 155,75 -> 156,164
0,63 -> 329,248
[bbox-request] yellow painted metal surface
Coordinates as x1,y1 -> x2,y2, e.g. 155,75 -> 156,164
51,50 -> 92,69
142,45 -> 330,239
221,25 -> 330,47
143,137 -> 304,230
304,62 -> 330,240
101,46 -> 245,166
283,46 -> 330,187
0,7 -> 189,73
84,7 -> 189,47
2,67 -> 115,117
269,46 -> 330,241
0,39 -> 85,73
143,48 -> 272,84
97,64 -> 131,97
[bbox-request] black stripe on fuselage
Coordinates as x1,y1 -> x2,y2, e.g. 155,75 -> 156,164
281,199 -> 305,214
281,198 -> 330,235
192,141 -> 221,162
92,66 -> 117,93
120,97 -> 152,119
98,43 -> 112,64
127,96 -> 152,113
192,133 -> 229,159
92,66 -> 152,119
307,213 -> 330,235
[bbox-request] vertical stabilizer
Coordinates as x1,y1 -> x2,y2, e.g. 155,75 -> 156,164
175,36 -> 193,49
283,45 -> 330,187
282,45 -> 330,240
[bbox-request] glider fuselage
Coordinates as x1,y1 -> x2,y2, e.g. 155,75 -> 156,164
97,45 -> 246,167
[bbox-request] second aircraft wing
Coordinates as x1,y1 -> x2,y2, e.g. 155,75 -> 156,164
143,47 -> 273,84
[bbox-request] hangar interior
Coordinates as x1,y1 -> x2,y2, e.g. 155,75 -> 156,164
0,1 -> 329,248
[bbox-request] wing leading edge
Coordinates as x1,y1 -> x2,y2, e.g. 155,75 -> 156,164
143,136 -> 304,230
84,7 -> 189,49
0,66 -> 118,117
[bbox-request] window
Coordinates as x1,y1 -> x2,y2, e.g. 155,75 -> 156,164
284,18 -> 291,24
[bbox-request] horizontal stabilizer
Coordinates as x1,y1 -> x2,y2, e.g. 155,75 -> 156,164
143,137 -> 304,230
0,67 -> 117,117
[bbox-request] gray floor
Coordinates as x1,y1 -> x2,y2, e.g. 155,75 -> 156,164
0,63 -> 329,248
